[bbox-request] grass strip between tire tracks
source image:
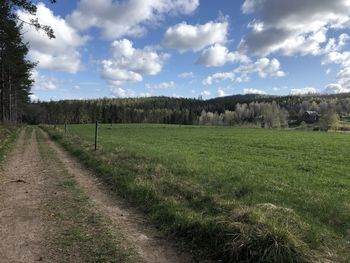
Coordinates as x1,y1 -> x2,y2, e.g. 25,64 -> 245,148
36,129 -> 141,263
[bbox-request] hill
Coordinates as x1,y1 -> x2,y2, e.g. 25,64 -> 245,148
26,93 -> 350,130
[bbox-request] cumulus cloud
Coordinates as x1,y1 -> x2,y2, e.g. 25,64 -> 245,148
324,33 -> 350,53
31,70 -> 58,91
324,83 -> 350,94
110,87 -> 152,98
322,51 -> 350,93
336,67 -> 350,87
240,0 -> 350,56
235,58 -> 285,80
69,0 -> 199,40
197,44 -> 250,67
201,90 -> 211,97
322,51 -> 350,66
110,87 -> 136,98
290,87 -> 318,95
145,81 -> 176,89
243,88 -> 267,95
202,58 -> 284,86
18,3 -> 88,73
162,19 -> 228,53
29,94 -> 38,102
101,39 -> 170,86
217,88 -> 228,97
202,72 -> 235,85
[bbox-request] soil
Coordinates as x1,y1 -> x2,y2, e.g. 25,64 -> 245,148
0,128 -> 198,263
0,130 -> 50,263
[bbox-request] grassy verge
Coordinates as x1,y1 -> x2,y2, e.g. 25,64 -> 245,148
41,124 -> 350,262
35,129 -> 141,263
24,126 -> 33,143
0,125 -> 20,164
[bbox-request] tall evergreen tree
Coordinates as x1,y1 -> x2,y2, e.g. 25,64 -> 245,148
0,1 -> 34,123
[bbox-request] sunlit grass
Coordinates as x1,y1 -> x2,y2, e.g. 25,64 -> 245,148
44,124 -> 350,262
0,125 -> 19,163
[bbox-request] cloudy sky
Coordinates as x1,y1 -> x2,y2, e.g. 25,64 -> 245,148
22,0 -> 350,101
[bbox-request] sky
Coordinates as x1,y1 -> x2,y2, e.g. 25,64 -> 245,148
19,0 -> 350,101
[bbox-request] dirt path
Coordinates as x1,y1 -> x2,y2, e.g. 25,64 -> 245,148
0,129 -> 49,263
41,129 -> 195,263
0,128 -> 196,263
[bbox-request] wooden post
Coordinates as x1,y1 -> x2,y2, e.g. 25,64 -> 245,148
64,121 -> 67,136
94,121 -> 99,151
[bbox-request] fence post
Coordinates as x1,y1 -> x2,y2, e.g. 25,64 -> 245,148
94,121 -> 99,151
64,121 -> 67,136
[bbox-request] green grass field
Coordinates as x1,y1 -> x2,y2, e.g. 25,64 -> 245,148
45,124 -> 350,262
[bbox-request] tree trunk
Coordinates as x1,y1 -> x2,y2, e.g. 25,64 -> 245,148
8,71 -> 12,122
0,61 -> 5,123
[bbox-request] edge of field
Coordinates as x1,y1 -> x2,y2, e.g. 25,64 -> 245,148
0,125 -> 20,165
40,125 -> 331,263
35,128 -> 142,263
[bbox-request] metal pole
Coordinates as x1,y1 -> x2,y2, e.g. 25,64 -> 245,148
64,121 -> 67,136
94,121 -> 99,151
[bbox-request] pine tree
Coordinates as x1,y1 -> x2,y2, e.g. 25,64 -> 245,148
0,1 -> 35,123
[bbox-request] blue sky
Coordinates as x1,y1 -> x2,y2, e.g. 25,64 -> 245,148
20,0 -> 350,101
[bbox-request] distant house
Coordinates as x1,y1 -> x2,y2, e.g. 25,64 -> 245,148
303,111 -> 320,123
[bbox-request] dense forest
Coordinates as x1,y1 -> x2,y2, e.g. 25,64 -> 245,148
27,93 -> 350,130
0,0 -> 55,124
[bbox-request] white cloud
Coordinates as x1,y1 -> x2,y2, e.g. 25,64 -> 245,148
110,87 -> 136,98
162,19 -> 228,53
31,70 -> 58,91
197,44 -> 250,67
69,0 -> 199,40
243,88 -> 267,95
324,83 -> 350,94
201,58 -> 284,86
139,92 -> 152,97
18,3 -> 88,73
235,58 -> 285,80
290,87 -> 318,95
322,51 -> 350,66
29,94 -> 38,102
146,81 -> 176,89
217,88 -> 228,97
101,39 -> 170,86
240,0 -> 350,57
324,34 -> 350,53
202,72 -> 235,85
322,51 -> 350,92
178,72 -> 194,78
201,90 -> 211,97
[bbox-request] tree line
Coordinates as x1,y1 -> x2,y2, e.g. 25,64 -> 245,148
27,93 -> 350,130
0,0 -> 54,124
199,101 -> 289,128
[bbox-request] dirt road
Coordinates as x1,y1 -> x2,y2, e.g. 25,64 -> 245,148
0,128 -> 194,263
0,129 -> 49,262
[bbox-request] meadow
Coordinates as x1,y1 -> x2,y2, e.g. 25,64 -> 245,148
45,124 -> 350,262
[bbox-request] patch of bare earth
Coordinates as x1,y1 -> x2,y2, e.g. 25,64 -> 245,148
0,129 -> 49,263
41,130 -> 198,263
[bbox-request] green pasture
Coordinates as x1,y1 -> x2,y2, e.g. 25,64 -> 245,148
46,124 -> 350,262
